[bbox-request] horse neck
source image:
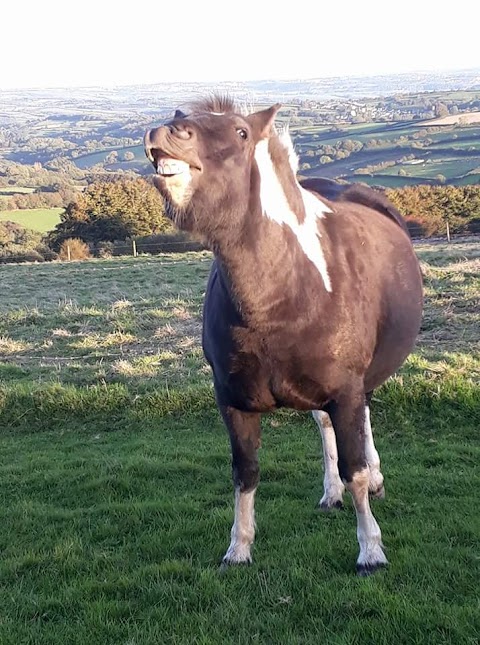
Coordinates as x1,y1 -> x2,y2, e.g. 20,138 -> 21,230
208,136 -> 333,321
212,207 -> 304,323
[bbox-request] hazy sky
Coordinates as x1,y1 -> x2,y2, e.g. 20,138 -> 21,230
2,0 -> 480,89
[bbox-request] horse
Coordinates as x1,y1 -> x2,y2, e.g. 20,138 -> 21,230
144,96 -> 423,575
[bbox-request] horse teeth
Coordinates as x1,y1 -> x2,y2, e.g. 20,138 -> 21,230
157,159 -> 188,175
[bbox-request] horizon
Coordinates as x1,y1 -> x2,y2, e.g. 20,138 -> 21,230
3,0 -> 480,92
3,66 -> 480,94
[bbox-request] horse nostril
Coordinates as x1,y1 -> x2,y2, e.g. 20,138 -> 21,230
176,127 -> 193,140
163,122 -> 194,141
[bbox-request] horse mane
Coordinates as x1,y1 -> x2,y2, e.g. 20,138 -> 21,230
300,177 -> 410,236
188,95 -> 237,115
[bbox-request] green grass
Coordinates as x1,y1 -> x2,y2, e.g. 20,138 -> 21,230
0,187 -> 36,206
349,174 -> 431,188
0,207 -> 63,233
381,157 -> 480,180
0,186 -> 36,194
74,145 -> 146,169
0,244 -> 479,644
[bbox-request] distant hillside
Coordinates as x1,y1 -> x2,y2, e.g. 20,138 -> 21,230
423,111 -> 480,125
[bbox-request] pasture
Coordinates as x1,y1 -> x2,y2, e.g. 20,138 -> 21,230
0,207 -> 63,233
0,242 -> 479,644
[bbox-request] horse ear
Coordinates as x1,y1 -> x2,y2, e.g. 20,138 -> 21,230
246,104 -> 281,141
174,109 -> 187,119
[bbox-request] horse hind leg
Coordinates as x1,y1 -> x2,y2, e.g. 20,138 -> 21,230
312,410 -> 345,510
327,389 -> 388,575
364,396 -> 385,499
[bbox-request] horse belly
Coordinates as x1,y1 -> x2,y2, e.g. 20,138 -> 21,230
365,276 -> 423,391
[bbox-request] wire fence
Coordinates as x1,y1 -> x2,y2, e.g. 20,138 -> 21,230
0,230 -> 479,266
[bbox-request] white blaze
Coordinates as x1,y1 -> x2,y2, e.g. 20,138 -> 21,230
254,138 -> 332,292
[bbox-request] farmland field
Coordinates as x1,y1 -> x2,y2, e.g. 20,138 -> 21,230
293,121 -> 480,186
0,242 -> 479,644
0,207 -> 63,233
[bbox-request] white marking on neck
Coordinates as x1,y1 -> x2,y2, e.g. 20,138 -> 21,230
279,128 -> 299,174
254,138 -> 332,292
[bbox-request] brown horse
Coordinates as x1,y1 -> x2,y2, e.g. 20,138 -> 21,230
144,97 -> 423,575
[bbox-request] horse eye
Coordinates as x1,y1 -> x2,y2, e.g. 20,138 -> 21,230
236,128 -> 248,140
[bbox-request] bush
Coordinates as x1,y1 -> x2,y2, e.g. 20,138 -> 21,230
96,241 -> 114,258
385,185 -> 480,236
58,238 -> 91,261
0,221 -> 57,263
37,244 -> 59,262
0,250 -> 45,264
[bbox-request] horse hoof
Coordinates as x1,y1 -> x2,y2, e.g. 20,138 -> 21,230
369,485 -> 385,500
356,560 -> 388,577
318,499 -> 344,512
219,555 -> 252,572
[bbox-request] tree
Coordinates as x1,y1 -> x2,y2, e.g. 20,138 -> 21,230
104,151 -> 119,165
319,155 -> 333,164
434,102 -> 449,118
48,178 -> 172,249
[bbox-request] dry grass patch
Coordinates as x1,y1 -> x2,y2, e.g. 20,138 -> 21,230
0,336 -> 32,355
111,356 -> 161,378
71,331 -> 137,351
51,328 -> 72,338
111,299 -> 133,310
154,323 -> 177,339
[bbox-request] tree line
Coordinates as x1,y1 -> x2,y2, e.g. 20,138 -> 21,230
386,184 -> 480,236
1,179 -> 479,263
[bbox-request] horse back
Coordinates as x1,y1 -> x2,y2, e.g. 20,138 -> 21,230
300,177 -> 409,236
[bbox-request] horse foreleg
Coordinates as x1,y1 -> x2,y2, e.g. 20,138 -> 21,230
327,390 -> 388,575
220,406 -> 261,565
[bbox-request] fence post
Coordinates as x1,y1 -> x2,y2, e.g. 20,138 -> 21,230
132,240 -> 137,257
446,220 -> 451,243
67,245 -> 71,261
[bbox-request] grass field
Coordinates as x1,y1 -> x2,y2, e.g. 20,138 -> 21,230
0,187 -> 36,195
0,243 -> 479,644
0,207 -> 64,233
0,187 -> 36,206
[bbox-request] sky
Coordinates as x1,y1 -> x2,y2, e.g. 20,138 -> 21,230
2,0 -> 480,90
